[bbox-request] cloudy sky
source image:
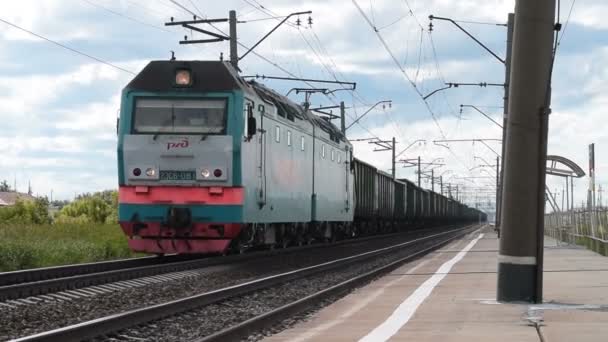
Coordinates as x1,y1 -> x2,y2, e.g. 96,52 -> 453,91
0,0 -> 604,213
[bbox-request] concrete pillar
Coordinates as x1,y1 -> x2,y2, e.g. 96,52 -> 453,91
498,13 -> 515,230
497,0 -> 556,303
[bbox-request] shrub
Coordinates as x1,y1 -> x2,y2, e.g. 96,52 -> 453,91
0,198 -> 51,224
0,223 -> 136,272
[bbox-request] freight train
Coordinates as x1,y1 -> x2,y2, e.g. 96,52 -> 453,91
117,60 -> 486,255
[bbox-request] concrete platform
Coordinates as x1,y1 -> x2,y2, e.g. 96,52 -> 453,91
264,226 -> 608,342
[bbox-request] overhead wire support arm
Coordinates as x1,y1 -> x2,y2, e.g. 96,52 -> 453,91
165,18 -> 229,26
395,139 -> 426,159
286,88 -> 329,96
429,14 -> 505,64
242,75 -> 356,90
423,82 -> 505,100
423,84 -> 453,100
239,10 -> 313,61
345,100 -> 392,131
460,104 -> 503,128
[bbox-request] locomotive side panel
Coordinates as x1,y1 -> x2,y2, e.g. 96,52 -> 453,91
240,97 -> 314,224
313,134 -> 353,222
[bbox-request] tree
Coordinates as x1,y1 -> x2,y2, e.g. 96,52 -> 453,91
55,190 -> 118,224
0,180 -> 11,192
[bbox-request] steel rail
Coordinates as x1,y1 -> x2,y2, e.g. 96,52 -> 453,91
198,225 -> 479,342
0,227 -> 446,301
13,225 -> 475,342
0,254 -> 185,287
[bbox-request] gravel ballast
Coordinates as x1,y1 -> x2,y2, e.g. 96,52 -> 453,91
104,231 -> 460,342
0,228 -> 455,341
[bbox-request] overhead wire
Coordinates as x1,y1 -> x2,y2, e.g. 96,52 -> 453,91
376,13 -> 409,31
557,0 -> 576,48
241,0 -> 388,140
170,0 -> 379,139
81,0 -> 174,34
397,0 -> 489,181
0,17 -> 136,75
351,0 -> 447,139
238,0 -> 382,139
351,0 -> 479,183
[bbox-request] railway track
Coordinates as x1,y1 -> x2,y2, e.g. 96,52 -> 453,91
0,226 -> 445,303
12,224 -> 479,342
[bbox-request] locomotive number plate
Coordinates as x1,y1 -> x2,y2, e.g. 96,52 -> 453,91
160,171 -> 195,181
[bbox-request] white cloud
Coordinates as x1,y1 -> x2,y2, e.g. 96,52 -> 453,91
0,0 -> 605,205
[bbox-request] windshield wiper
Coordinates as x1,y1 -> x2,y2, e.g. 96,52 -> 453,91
153,111 -> 176,141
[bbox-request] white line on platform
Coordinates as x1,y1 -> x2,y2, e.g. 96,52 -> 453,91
497,254 -> 537,265
358,232 -> 485,342
286,241 -> 455,342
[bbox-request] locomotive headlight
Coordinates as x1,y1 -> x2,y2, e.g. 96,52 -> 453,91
145,168 -> 156,177
175,69 -> 192,86
201,168 -> 211,178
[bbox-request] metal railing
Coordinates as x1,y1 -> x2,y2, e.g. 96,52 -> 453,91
545,208 -> 608,254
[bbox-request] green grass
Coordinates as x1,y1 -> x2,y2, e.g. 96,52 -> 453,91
0,223 -> 139,272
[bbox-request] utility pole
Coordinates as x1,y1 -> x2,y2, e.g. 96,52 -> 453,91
498,13 -> 515,230
589,143 -> 596,236
392,137 -> 396,180
229,10 -> 238,69
497,0 -> 556,304
354,137 -> 397,179
340,101 -> 346,134
400,157 -> 444,189
418,156 -> 421,187
496,156 -> 500,224
166,9 -> 311,71
431,169 -> 435,192
440,176 -> 444,196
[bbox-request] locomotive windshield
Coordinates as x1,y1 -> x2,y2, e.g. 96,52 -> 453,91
132,98 -> 226,134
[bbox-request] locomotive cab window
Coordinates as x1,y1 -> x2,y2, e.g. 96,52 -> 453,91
132,98 -> 226,134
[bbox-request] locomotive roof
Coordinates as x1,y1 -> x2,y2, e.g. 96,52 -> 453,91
126,60 -> 347,143
248,80 -> 348,143
125,60 -> 244,93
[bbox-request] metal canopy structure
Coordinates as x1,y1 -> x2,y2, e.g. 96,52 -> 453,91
546,155 -> 585,178
544,155 -> 585,214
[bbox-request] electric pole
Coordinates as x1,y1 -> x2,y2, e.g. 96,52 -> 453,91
418,156 -> 421,187
497,0 -> 556,304
498,12 -> 515,230
166,9 -> 311,71
496,156 -> 500,224
392,137 -> 396,180
353,137 -> 397,179
229,10 -> 238,68
340,101 -> 346,134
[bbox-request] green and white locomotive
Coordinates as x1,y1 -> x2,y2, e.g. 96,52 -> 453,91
116,60 -> 485,254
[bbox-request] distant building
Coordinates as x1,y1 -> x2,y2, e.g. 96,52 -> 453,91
0,192 -> 37,206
